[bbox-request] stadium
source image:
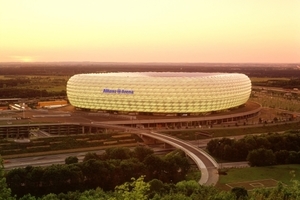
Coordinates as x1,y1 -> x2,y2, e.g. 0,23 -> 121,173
66,72 -> 251,115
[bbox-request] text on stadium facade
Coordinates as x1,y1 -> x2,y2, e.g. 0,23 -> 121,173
103,88 -> 134,94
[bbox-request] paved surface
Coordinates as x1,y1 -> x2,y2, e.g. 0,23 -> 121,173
140,131 -> 219,186
4,130 -> 220,186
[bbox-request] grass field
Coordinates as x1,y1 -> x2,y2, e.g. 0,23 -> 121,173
250,77 -> 290,83
0,75 -> 68,93
216,164 -> 300,191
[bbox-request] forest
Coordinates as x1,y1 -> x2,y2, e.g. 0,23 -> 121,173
5,146 -> 190,198
2,159 -> 300,200
207,131 -> 300,166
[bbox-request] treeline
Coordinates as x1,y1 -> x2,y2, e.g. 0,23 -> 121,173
207,132 -> 300,166
0,88 -> 66,98
254,78 -> 300,89
0,78 -> 30,88
6,146 -> 190,198
3,172 -> 300,200
1,63 -> 300,77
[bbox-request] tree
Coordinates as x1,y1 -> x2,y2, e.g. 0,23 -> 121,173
143,154 -> 166,180
83,152 -> 100,162
133,146 -> 154,162
81,159 -> 110,190
275,150 -> 289,164
164,150 -> 190,183
152,193 -> 192,200
287,151 -> 300,164
113,176 -> 150,200
231,187 -> 248,200
247,148 -> 276,166
105,147 -> 132,160
119,158 -> 146,183
39,193 -> 59,200
148,179 -> 165,197
18,194 -> 36,200
0,158 -> 15,200
65,156 -> 78,164
175,180 -> 200,196
5,167 -> 27,197
206,138 -> 220,156
77,188 -> 110,200
244,135 -> 258,151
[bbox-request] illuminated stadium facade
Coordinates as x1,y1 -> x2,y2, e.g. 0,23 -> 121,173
67,72 -> 251,115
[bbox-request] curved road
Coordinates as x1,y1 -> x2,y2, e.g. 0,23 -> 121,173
4,122 -> 220,186
92,123 -> 220,185
141,131 -> 219,186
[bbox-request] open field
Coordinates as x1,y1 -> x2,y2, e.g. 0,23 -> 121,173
226,179 -> 279,190
250,77 -> 290,83
251,95 -> 300,112
216,164 -> 300,191
0,75 -> 68,94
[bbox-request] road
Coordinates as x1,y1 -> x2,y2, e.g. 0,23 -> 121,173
4,133 -> 220,186
4,152 -> 89,170
4,130 -> 252,186
141,131 -> 219,185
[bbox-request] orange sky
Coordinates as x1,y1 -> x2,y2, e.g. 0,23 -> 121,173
0,0 -> 299,63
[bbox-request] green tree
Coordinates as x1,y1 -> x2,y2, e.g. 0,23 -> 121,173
247,148 -> 276,166
78,188 -> 110,200
152,193 -> 192,200
18,194 -> 36,200
83,152 -> 100,162
175,180 -> 200,196
231,187 -> 248,200
164,150 -> 190,183
143,154 -> 166,180
39,193 -> 59,200
65,156 -> 79,164
119,158 -> 146,183
287,151 -> 300,164
275,150 -> 289,164
113,176 -> 150,200
105,147 -> 132,160
0,158 -> 15,200
5,167 -> 26,197
81,159 -> 110,190
148,179 -> 165,197
133,146 -> 154,162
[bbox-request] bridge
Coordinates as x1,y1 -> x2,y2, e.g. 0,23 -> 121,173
141,131 -> 219,185
0,121 -> 220,185
83,122 -> 219,186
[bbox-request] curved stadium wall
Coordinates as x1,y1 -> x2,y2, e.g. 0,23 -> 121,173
67,72 -> 251,114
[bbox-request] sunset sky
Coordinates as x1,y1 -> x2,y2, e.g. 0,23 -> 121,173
1,0 -> 299,63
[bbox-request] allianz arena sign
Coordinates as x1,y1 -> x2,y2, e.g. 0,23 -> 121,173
103,88 -> 134,94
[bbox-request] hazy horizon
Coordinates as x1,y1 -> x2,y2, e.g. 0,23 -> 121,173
1,0 -> 299,63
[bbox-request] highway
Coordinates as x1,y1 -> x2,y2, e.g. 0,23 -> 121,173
3,147 -> 175,170
7,119 -> 288,186
3,130 -> 220,186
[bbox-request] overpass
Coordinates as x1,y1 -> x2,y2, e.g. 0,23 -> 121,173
0,121 -> 220,185
87,122 -> 219,185
142,131 -> 219,185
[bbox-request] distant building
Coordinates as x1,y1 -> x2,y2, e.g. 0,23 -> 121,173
37,100 -> 68,109
66,72 -> 251,115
